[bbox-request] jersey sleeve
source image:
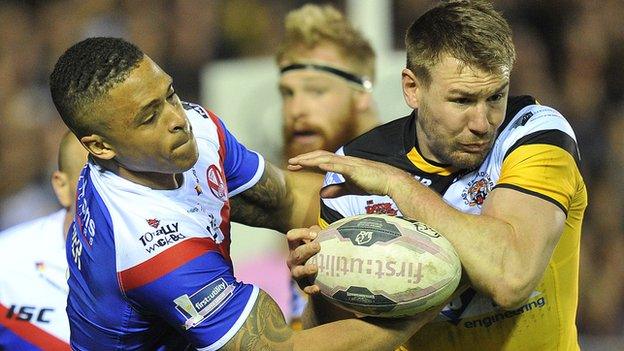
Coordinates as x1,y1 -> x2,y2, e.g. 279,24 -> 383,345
205,110 -> 265,197
495,129 -> 583,215
319,172 -> 348,229
120,240 -> 258,351
318,147 -> 358,228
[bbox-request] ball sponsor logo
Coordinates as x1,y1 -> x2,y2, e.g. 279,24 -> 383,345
310,253 -> 423,284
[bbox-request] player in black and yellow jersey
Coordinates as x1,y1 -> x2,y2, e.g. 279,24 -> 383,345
287,1 -> 587,350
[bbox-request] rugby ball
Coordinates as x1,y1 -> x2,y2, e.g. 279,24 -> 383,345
307,214 -> 461,317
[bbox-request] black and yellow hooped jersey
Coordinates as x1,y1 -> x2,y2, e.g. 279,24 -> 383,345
319,96 -> 587,351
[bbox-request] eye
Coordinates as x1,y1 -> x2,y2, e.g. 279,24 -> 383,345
305,85 -> 328,96
166,89 -> 178,104
488,92 -> 505,102
452,97 -> 470,105
279,87 -> 293,99
143,111 -> 157,125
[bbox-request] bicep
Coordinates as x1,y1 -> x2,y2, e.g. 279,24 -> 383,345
481,187 -> 565,274
484,143 -> 580,269
221,290 -> 294,351
230,161 -> 290,231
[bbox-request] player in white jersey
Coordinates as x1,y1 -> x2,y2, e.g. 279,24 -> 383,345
287,2 -> 586,350
48,37 -> 441,350
0,132 -> 87,350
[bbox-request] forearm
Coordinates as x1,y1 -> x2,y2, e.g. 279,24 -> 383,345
230,164 -> 322,233
388,173 -> 532,307
295,314 -> 424,351
301,294 -> 354,329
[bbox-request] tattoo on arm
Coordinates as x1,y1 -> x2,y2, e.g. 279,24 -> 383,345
230,162 -> 293,231
221,290 -> 294,351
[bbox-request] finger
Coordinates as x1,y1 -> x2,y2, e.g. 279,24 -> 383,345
286,164 -> 303,171
291,241 -> 320,264
291,263 -> 318,280
288,150 -> 335,164
286,228 -> 318,250
303,285 -> 321,295
289,152 -> 348,168
319,183 -> 370,198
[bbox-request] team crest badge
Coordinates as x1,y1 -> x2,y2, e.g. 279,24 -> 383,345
207,165 -> 227,201
461,172 -> 494,207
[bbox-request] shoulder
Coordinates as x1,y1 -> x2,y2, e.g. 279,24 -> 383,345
0,210 -> 65,246
343,114 -> 414,160
181,101 -> 229,149
496,98 -> 579,160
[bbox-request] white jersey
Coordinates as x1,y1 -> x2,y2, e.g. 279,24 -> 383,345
67,102 -> 265,350
319,96 -> 587,350
0,209 -> 70,350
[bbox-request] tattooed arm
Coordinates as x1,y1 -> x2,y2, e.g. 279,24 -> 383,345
230,161 -> 323,232
221,289 -> 437,351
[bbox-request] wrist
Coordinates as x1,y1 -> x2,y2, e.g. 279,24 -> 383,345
387,170 -> 417,199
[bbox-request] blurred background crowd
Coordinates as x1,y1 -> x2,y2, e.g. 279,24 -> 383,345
0,0 -> 622,348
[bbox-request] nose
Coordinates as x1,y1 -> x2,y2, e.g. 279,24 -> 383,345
466,102 -> 490,136
285,93 -> 309,122
167,105 -> 188,133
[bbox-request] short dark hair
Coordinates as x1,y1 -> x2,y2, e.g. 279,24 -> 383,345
405,0 -> 515,86
49,37 -> 144,136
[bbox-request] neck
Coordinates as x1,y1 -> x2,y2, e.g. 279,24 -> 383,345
95,158 -> 181,190
354,107 -> 381,136
414,117 -> 441,164
63,208 -> 73,241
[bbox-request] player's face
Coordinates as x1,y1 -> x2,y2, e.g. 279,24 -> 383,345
96,56 -> 199,174
279,44 -> 360,159
410,55 -> 509,170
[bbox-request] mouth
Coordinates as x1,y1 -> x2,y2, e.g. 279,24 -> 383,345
290,130 -> 322,145
459,142 -> 490,153
172,132 -> 193,150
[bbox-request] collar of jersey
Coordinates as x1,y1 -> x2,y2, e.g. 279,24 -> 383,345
406,147 -> 455,176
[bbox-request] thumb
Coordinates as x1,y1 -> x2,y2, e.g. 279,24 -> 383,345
319,183 -> 370,198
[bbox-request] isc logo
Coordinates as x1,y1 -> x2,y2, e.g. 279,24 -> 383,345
5,305 -> 54,323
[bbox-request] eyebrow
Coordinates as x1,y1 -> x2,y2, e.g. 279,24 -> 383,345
133,82 -> 173,124
448,82 -> 509,98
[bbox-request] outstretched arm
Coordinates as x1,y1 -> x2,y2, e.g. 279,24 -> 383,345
222,289 -> 438,351
230,161 -> 323,232
288,150 -> 568,309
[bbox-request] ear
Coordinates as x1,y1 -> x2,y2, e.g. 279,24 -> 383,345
402,68 -> 421,110
353,90 -> 373,113
51,171 -> 72,208
80,134 -> 116,160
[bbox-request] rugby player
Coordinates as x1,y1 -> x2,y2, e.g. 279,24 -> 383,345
49,37 -> 439,350
0,132 -> 87,350
288,1 -> 587,350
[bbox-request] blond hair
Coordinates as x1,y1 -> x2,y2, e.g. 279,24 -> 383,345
276,4 -> 376,81
406,0 -> 516,86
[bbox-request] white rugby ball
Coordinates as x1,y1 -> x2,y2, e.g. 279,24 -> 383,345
307,214 -> 461,317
